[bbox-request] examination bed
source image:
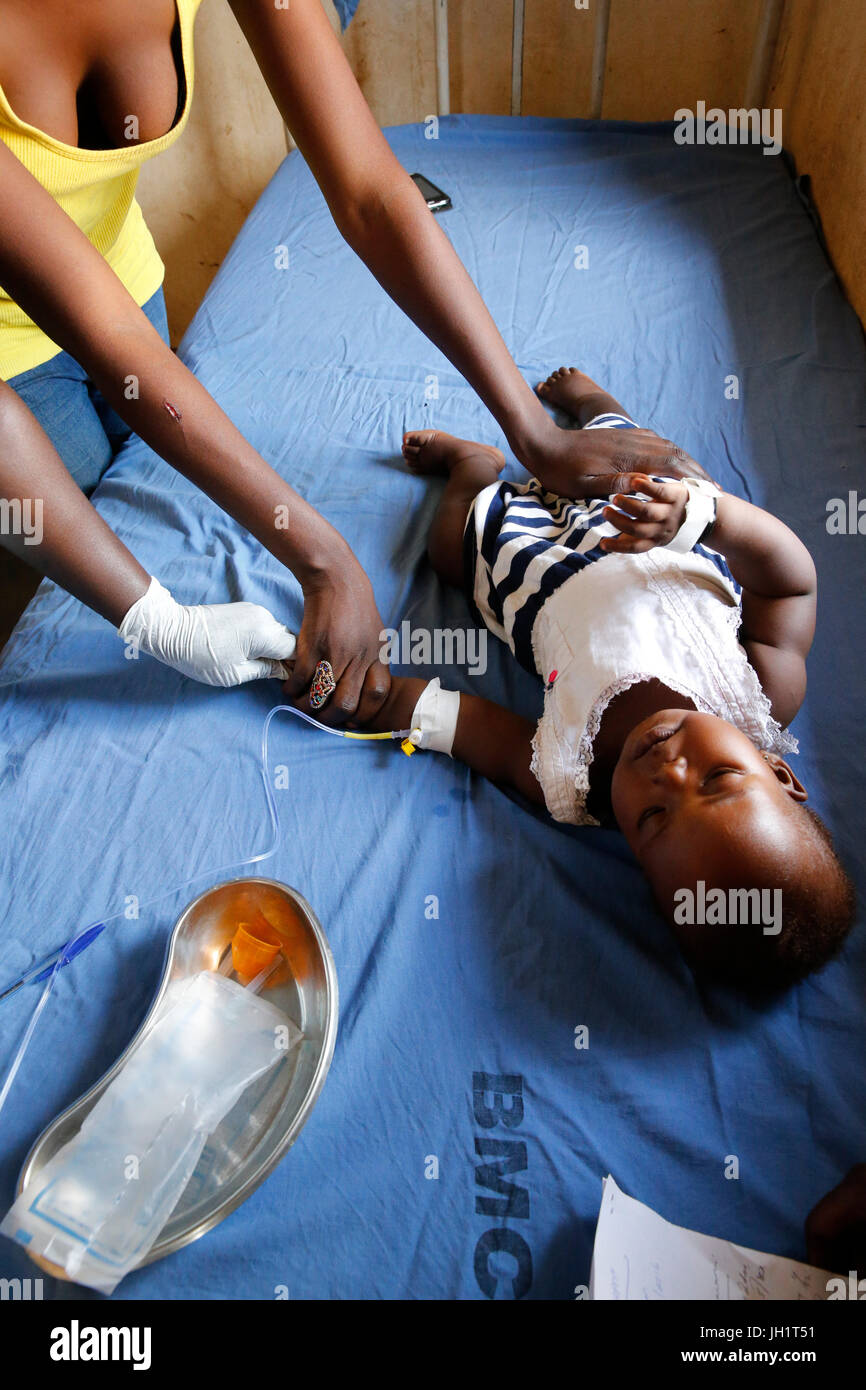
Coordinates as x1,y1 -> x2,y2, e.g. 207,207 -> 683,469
1,116 -> 864,1300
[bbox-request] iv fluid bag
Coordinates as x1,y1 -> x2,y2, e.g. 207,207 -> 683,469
1,971 -> 300,1293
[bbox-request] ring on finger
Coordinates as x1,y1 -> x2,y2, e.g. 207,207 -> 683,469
309,659 -> 337,711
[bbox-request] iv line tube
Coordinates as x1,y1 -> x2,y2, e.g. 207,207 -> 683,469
0,703 -> 413,1123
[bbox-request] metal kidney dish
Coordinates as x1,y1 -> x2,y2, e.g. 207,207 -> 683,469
16,878 -> 338,1272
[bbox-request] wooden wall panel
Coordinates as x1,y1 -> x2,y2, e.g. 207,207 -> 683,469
522,0 -> 595,118
601,0 -> 765,121
340,0 -> 438,125
522,0 -> 764,121
136,0 -> 290,344
769,0 -> 866,324
447,0 -> 513,115
342,0 -> 513,120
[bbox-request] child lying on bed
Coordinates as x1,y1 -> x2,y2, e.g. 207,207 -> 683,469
362,367 -> 855,991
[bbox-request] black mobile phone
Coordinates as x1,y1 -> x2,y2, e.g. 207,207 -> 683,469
411,172 -> 452,213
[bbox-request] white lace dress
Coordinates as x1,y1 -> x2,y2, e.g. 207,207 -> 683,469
461,411 -> 796,826
528,547 -> 797,826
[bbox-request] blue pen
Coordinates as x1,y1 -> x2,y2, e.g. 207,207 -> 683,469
0,923 -> 105,1005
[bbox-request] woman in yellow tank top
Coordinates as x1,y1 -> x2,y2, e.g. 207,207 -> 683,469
0,0 -> 703,707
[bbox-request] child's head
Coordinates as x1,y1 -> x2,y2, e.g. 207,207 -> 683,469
610,710 -> 855,992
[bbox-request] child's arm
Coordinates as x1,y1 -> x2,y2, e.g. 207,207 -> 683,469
698,492 -> 816,725
600,475 -> 817,726
363,675 -> 545,805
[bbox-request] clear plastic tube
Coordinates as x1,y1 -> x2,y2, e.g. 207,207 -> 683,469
0,703 -> 413,1124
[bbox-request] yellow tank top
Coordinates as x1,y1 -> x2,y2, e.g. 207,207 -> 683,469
0,0 -> 204,380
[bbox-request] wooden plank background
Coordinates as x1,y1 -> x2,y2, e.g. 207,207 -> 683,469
768,0 -> 866,324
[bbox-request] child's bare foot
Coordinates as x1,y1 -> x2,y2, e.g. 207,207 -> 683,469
402,429 -> 506,477
535,366 -> 603,419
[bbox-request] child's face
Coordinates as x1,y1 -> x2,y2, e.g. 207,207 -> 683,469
610,710 -> 808,958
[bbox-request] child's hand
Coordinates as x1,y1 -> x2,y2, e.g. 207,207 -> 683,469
600,474 -> 688,553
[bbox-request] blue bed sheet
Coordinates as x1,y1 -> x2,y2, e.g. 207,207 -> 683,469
1,117 -> 864,1300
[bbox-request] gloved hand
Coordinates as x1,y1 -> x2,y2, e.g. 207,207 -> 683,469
118,576 -> 296,687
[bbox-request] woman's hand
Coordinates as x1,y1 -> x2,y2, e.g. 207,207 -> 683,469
520,420 -> 718,500
282,546 -> 391,726
599,474 -> 689,554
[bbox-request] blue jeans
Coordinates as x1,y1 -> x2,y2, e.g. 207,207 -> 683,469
6,287 -> 171,496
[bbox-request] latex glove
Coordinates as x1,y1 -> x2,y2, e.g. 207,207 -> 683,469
118,576 -> 296,687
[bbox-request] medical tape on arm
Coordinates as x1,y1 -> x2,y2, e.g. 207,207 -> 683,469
663,478 -> 720,554
408,678 -> 460,757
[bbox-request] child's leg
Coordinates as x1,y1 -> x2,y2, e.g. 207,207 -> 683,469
535,366 -> 631,427
402,429 -> 505,589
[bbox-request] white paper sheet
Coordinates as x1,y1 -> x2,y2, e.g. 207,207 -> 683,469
589,1176 -> 832,1301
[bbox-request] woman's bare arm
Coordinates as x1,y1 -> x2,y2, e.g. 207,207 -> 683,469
0,379 -> 149,625
229,0 -> 715,497
0,138 -> 389,719
0,144 -> 335,580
